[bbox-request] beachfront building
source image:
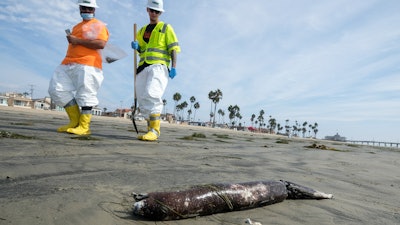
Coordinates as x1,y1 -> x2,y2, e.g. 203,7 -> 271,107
0,93 -> 54,110
4,92 -> 32,108
0,91 -> 136,118
33,97 -> 52,110
0,94 -> 9,106
325,133 -> 346,142
92,107 -> 102,116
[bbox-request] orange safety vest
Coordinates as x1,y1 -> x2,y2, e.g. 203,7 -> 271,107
62,18 -> 109,69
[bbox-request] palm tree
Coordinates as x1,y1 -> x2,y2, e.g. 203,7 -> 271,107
285,119 -> 290,136
228,112 -> 235,127
188,96 -> 196,121
251,114 -> 256,127
312,122 -> 319,138
292,125 -> 298,137
190,96 -> 196,110
208,89 -> 223,127
277,123 -> 283,134
294,120 -> 299,136
257,109 -> 265,132
181,101 -> 188,121
237,114 -> 242,127
175,104 -> 183,121
187,109 -> 192,121
173,92 -> 181,120
302,121 -> 308,138
193,102 -> 200,122
217,109 -> 224,124
268,116 -> 277,134
162,99 -> 167,117
228,105 -> 240,128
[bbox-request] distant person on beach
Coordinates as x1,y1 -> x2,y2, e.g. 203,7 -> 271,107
131,0 -> 181,141
48,0 -> 109,135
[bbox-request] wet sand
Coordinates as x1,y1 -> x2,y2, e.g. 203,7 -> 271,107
0,106 -> 399,225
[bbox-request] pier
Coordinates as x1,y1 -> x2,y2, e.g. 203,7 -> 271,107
347,140 -> 400,148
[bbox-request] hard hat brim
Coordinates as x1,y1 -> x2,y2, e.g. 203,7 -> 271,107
148,6 -> 164,12
79,3 -> 99,8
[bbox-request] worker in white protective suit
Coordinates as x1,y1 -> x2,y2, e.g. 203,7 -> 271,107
48,0 -> 109,135
131,0 -> 181,141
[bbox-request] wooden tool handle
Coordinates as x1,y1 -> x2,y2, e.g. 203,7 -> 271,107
133,23 -> 137,97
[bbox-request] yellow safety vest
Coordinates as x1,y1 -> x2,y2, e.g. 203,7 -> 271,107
137,22 -> 180,67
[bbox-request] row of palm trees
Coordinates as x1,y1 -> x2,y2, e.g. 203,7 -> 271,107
163,89 -> 319,138
167,93 -> 200,122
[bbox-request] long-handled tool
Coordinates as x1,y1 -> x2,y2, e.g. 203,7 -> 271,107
132,23 -> 139,134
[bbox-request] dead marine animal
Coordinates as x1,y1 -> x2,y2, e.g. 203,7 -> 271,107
132,180 -> 333,220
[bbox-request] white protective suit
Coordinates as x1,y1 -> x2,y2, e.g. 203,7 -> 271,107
136,64 -> 169,118
48,64 -> 104,107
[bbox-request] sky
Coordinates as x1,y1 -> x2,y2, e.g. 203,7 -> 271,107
0,0 -> 399,142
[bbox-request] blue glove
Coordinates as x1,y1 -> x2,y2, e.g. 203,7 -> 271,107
169,67 -> 177,79
131,41 -> 140,51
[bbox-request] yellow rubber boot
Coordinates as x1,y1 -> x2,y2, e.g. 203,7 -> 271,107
137,119 -> 150,140
67,114 -> 92,135
57,104 -> 80,132
139,114 -> 160,141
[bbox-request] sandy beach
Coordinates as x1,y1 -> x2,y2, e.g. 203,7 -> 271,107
0,106 -> 399,225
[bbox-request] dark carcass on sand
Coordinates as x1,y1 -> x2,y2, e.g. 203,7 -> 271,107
132,180 -> 333,220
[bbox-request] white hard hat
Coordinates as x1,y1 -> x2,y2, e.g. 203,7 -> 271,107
147,0 -> 164,12
78,0 -> 99,8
